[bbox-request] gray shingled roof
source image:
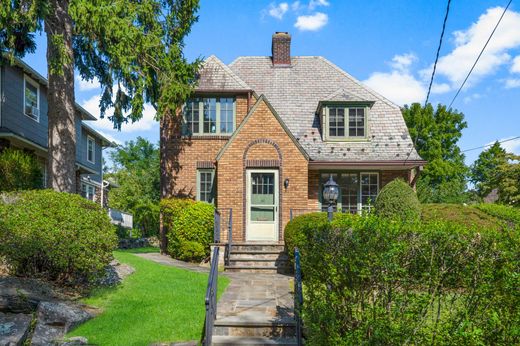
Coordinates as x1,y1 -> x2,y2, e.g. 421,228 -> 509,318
196,55 -> 251,91
228,56 -> 423,162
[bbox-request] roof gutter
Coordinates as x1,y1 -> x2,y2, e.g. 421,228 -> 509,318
309,160 -> 427,169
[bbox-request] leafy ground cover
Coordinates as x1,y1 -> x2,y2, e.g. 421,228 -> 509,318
421,203 -> 504,230
68,249 -> 229,346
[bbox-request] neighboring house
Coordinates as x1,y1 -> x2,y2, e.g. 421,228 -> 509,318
0,57 -> 115,205
161,32 -> 426,243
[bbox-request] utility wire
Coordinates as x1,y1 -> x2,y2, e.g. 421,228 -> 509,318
405,0 -> 451,163
424,0 -> 452,107
462,135 -> 520,152
448,0 -> 513,109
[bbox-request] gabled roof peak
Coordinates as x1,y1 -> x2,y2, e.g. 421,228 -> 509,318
322,88 -> 374,103
196,55 -> 251,91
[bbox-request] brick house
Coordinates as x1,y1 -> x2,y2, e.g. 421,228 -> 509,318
161,32 -> 425,243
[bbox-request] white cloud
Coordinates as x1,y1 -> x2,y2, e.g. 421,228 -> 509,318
95,130 -> 122,146
80,94 -> 157,133
389,53 -> 417,72
294,12 -> 328,31
504,78 -> 520,88
364,70 -> 426,106
511,56 -> 520,73
431,82 -> 451,94
364,53 -> 426,105
291,1 -> 301,11
268,2 -> 289,20
463,93 -> 482,104
75,75 -> 100,92
427,7 -> 520,88
308,0 -> 329,10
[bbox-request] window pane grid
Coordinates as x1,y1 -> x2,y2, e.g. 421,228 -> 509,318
220,98 -> 234,134
348,108 -> 365,137
328,108 -> 345,137
320,172 -> 378,213
198,170 -> 214,203
185,98 -> 200,134
203,98 -> 217,134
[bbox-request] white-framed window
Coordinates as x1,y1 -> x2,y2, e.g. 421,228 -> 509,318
87,136 -> 95,163
183,97 -> 236,136
197,169 -> 215,204
323,104 -> 368,141
81,183 -> 96,201
24,76 -> 40,122
320,172 -> 379,213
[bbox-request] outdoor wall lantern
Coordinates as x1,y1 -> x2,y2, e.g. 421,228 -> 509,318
322,175 -> 339,221
284,178 -> 290,189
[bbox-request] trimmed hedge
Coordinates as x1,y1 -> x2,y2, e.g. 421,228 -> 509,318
160,198 -> 214,262
0,148 -> 43,192
475,203 -> 520,227
375,178 -> 421,222
284,212 -> 328,263
421,203 -> 503,231
0,190 -> 117,284
286,213 -> 520,345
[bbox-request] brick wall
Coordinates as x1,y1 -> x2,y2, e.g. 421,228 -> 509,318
217,98 -> 308,242
161,94 -> 250,198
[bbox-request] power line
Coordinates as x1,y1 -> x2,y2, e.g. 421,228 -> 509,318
424,0 -> 452,107
448,0 -> 513,109
406,0 -> 452,163
462,135 -> 520,152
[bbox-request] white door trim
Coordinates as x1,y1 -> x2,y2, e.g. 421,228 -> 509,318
245,169 -> 279,241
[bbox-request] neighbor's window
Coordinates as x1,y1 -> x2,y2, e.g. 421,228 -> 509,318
81,183 -> 96,201
197,169 -> 215,204
183,97 -> 235,136
24,76 -> 40,121
87,136 -> 95,163
324,104 -> 368,140
320,172 -> 378,213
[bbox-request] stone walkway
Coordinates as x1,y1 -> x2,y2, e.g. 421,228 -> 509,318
216,272 -> 294,322
136,253 -> 210,273
137,253 -> 294,322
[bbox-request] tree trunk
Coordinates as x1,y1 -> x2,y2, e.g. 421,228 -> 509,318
45,0 -> 77,193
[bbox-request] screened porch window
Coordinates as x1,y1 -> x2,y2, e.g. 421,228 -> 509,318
320,172 -> 379,213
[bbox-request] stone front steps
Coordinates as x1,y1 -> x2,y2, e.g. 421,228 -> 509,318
212,272 -> 296,346
224,243 -> 291,274
212,336 -> 298,345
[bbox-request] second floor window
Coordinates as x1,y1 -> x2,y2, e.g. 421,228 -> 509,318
183,97 -> 235,136
324,104 -> 368,141
87,136 -> 95,163
24,77 -> 40,122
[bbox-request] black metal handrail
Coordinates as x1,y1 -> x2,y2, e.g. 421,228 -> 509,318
294,248 -> 303,346
214,209 -> 221,243
203,246 -> 219,346
225,208 -> 232,266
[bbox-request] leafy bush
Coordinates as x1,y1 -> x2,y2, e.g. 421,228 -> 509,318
296,215 -> 520,345
0,148 -> 43,192
285,212 -> 328,263
0,190 -> 117,284
422,203 -> 504,231
375,178 -> 421,222
475,203 -> 520,227
160,198 -> 214,262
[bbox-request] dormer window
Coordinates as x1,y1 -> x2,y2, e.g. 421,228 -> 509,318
183,97 -> 236,136
322,104 -> 369,141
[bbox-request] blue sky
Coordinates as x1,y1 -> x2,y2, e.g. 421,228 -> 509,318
22,0 -> 520,165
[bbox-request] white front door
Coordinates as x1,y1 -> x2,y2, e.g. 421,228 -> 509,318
246,169 -> 279,241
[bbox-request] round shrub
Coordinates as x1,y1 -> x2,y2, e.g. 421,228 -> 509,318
284,212 -> 328,263
161,198 -> 214,262
0,190 -> 117,284
375,178 -> 421,222
0,148 -> 43,192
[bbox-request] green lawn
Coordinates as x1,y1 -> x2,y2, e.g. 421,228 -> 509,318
68,250 -> 229,346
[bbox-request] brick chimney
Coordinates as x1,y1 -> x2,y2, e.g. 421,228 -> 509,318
272,32 -> 291,66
